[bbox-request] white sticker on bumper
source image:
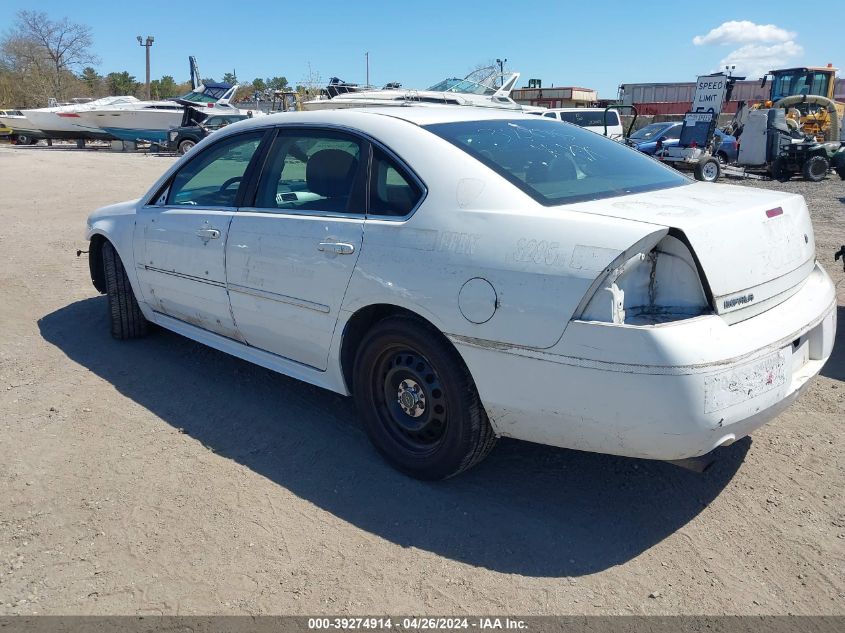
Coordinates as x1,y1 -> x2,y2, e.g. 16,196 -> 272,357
704,350 -> 787,413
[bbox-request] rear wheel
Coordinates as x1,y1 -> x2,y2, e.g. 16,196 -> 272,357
15,133 -> 37,145
694,157 -> 720,182
770,157 -> 792,182
353,316 -> 496,480
178,139 -> 196,155
802,155 -> 829,182
102,241 -> 149,340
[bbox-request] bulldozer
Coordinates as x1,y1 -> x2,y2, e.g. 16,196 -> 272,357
758,65 -> 843,141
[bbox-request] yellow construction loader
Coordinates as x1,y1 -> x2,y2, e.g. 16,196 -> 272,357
759,65 -> 843,141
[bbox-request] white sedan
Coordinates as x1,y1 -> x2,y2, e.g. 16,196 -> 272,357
85,107 -> 837,479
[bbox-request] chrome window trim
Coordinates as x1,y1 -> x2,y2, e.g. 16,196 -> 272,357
235,207 -> 366,220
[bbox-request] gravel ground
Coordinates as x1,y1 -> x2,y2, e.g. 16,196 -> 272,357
0,144 -> 842,616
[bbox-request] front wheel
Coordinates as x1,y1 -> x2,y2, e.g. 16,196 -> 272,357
353,316 -> 496,480
178,139 -> 196,155
102,241 -> 149,340
694,157 -> 720,182
802,155 -> 829,182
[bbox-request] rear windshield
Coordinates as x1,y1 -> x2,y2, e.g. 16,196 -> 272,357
558,110 -> 619,127
425,119 -> 688,206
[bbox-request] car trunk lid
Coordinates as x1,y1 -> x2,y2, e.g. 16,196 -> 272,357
566,182 -> 816,322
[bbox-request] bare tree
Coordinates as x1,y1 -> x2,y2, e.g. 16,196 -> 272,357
1,10 -> 98,102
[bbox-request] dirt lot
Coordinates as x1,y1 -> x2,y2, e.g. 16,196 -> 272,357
0,144 -> 843,616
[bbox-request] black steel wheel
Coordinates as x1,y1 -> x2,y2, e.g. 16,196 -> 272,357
353,316 -> 496,479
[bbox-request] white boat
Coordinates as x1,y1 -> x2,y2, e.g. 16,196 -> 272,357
0,109 -> 46,143
72,82 -> 255,142
303,69 -> 536,112
21,96 -> 141,141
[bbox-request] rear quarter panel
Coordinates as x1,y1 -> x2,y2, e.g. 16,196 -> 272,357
341,121 -> 665,350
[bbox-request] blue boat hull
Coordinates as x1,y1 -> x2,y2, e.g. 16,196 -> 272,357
101,127 -> 169,142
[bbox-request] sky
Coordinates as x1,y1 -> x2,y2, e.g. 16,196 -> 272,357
8,0 -> 845,98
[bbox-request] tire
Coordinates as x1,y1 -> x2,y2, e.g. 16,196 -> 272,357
716,151 -> 728,166
694,157 -> 720,182
15,133 -> 36,145
178,139 -> 196,155
801,155 -> 829,182
102,241 -> 149,340
770,157 -> 792,182
836,165 -> 845,181
353,316 -> 496,480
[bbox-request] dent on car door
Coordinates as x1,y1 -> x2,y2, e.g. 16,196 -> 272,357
225,128 -> 367,370
133,130 -> 266,338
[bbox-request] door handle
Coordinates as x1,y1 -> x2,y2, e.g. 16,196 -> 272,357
196,228 -> 221,239
318,241 -> 355,255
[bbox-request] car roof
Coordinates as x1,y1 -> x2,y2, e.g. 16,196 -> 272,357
250,106 -> 539,130
544,107 -> 618,113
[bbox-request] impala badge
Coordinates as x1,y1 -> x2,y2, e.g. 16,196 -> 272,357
724,293 -> 754,309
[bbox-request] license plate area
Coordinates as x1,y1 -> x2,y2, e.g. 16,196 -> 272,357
704,350 -> 788,413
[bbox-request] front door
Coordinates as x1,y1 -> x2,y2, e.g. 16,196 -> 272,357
133,130 -> 265,339
226,128 -> 367,370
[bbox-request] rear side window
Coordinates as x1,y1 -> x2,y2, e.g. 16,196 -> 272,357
253,130 -> 363,214
166,131 -> 263,207
543,112 -> 558,119
426,119 -> 688,206
368,147 -> 422,217
559,110 -> 620,127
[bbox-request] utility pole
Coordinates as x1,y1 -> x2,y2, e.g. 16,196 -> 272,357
496,58 -> 508,87
365,51 -> 370,87
137,35 -> 154,99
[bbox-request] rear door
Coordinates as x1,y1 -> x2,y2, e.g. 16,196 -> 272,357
133,130 -> 266,338
225,127 -> 367,370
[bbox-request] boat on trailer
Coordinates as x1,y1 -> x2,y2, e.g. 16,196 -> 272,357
71,82 -> 250,143
20,96 -> 141,141
303,67 -> 536,112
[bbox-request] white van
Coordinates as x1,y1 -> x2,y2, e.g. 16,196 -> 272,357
530,108 -> 624,140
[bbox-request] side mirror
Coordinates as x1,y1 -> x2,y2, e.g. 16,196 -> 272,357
760,76 -> 768,89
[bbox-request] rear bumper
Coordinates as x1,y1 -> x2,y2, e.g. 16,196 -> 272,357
453,263 -> 837,460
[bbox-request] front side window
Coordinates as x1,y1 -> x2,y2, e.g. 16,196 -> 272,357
368,147 -> 422,217
543,112 -> 558,119
254,130 -> 363,214
426,118 -> 689,206
662,124 -> 682,140
166,131 -> 263,207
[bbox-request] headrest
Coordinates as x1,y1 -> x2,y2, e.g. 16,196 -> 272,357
306,149 -> 358,198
